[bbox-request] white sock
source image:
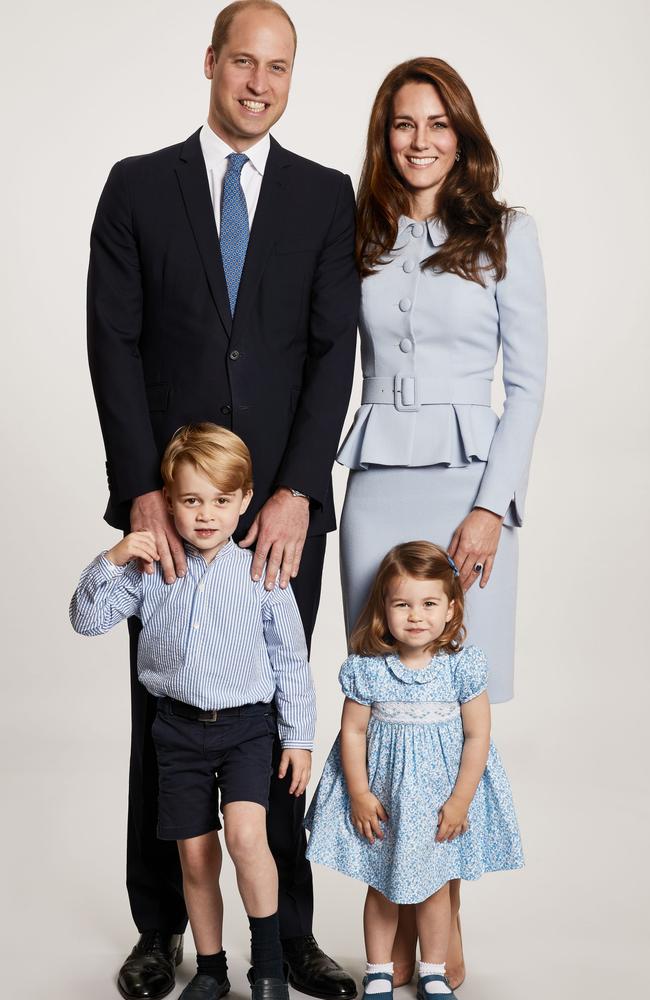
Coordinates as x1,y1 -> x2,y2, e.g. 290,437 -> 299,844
365,963 -> 393,994
418,962 -> 450,994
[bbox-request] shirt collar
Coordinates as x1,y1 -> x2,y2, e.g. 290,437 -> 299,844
184,537 -> 236,562
396,214 -> 448,247
200,122 -> 271,177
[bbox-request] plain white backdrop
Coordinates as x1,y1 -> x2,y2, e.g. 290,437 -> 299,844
1,1 -> 648,998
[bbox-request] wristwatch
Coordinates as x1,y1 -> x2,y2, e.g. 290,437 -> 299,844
289,488 -> 310,500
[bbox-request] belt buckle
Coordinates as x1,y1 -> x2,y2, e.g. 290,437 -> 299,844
198,709 -> 219,723
394,374 -> 420,412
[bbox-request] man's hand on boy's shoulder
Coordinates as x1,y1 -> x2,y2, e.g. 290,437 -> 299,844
107,530 -> 160,571
278,748 -> 312,797
240,488 -> 310,591
131,489 -> 187,583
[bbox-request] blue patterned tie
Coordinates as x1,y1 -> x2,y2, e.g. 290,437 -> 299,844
220,152 -> 250,314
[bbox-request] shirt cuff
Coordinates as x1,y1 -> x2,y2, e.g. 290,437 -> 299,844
94,552 -> 127,580
280,741 -> 314,751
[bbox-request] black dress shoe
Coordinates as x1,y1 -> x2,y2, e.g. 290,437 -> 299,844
117,931 -> 184,1000
247,965 -> 290,1000
179,973 -> 231,1000
282,936 -> 357,1000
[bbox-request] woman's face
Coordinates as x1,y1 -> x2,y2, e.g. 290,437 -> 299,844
389,81 -> 458,204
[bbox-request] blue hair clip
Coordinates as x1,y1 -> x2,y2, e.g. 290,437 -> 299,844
446,553 -> 460,577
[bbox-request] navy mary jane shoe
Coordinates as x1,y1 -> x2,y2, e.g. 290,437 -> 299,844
362,971 -> 393,1000
416,973 -> 457,1000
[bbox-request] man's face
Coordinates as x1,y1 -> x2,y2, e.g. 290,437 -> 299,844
204,8 -> 295,150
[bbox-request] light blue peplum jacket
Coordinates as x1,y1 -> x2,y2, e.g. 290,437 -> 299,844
337,212 -> 547,527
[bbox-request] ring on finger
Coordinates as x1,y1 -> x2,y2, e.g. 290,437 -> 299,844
473,562 -> 484,573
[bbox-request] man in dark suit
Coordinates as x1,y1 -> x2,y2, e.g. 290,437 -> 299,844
87,3 -> 359,998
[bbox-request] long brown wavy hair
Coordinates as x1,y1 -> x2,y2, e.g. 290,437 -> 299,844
357,57 -> 513,285
350,541 -> 466,658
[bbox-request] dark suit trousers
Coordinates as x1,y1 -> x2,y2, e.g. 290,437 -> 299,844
126,534 -> 327,937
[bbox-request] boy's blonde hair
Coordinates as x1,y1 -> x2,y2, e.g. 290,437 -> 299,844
161,423 -> 253,494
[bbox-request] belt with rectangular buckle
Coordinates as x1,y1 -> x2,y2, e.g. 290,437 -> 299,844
361,375 -> 492,409
162,697 -> 269,724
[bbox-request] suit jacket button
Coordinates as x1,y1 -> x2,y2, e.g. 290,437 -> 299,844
399,297 -> 412,312
229,350 -> 240,360
220,404 -> 232,415
399,338 -> 413,353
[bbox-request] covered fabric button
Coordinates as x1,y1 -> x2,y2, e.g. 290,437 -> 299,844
399,297 -> 411,312
403,259 -> 416,273
411,223 -> 424,237
399,338 -> 413,353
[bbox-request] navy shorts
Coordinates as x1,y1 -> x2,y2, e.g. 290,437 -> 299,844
151,699 -> 277,841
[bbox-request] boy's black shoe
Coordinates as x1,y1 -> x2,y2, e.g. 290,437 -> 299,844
179,973 -> 231,1000
247,963 -> 290,1000
282,936 -> 357,999
117,931 -> 184,1000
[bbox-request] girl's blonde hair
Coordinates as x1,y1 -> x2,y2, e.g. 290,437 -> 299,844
161,423 -> 253,494
350,541 -> 466,657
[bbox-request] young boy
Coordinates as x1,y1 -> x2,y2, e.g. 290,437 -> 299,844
70,423 -> 315,1000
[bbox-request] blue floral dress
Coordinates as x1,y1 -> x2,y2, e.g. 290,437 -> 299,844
304,646 -> 523,904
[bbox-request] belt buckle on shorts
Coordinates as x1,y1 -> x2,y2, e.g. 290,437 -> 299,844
198,709 -> 219,723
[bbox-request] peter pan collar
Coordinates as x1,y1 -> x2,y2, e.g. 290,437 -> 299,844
396,215 -> 448,248
385,652 -> 449,684
426,216 -> 448,246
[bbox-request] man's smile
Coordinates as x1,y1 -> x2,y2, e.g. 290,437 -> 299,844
238,99 -> 269,113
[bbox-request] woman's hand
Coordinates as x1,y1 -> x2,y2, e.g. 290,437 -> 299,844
436,795 -> 469,842
449,508 -> 504,591
350,791 -> 388,844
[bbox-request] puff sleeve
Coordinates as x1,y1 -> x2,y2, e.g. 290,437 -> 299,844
453,646 -> 489,704
338,655 -> 374,705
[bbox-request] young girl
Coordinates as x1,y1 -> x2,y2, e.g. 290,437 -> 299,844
305,541 -> 523,999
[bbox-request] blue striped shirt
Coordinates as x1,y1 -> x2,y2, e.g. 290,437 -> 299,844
70,539 -> 316,749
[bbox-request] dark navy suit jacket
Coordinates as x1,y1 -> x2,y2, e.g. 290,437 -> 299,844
87,128 -> 359,534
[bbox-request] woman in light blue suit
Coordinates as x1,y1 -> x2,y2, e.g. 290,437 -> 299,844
337,58 -> 546,988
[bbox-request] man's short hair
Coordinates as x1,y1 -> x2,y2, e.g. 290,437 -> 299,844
161,423 -> 253,494
211,1 -> 297,62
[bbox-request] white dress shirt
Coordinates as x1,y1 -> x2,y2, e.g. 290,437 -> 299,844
199,122 -> 271,234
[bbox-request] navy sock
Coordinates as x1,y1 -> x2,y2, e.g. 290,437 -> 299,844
197,950 -> 228,982
249,913 -> 284,980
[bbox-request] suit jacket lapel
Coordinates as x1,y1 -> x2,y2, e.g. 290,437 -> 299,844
232,136 -> 291,336
175,129 -> 232,338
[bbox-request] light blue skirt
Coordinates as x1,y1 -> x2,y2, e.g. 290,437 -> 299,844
339,463 -> 519,703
